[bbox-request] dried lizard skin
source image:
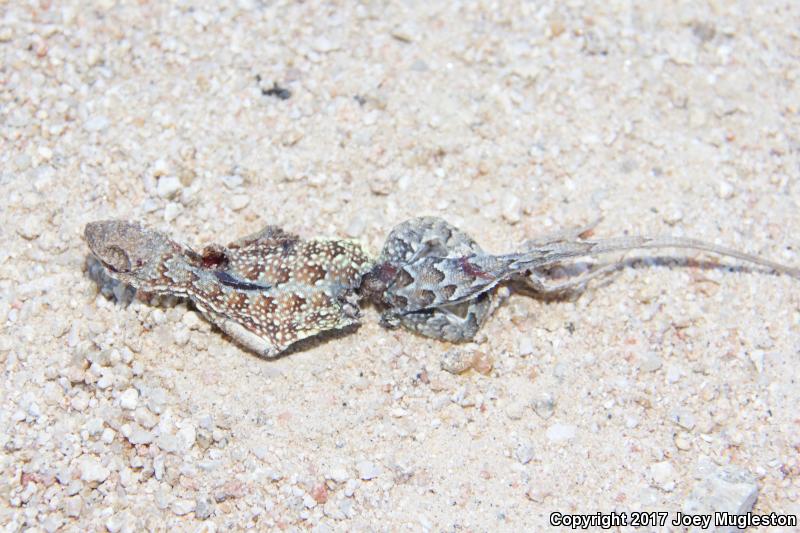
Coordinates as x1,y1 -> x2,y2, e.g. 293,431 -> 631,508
85,220 -> 373,357
362,216 -> 800,342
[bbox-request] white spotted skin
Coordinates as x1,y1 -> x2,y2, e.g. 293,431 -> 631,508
86,221 -> 374,357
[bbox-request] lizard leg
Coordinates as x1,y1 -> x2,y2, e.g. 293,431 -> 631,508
391,293 -> 493,342
522,262 -> 621,295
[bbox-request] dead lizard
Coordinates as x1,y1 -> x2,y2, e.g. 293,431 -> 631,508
361,217 -> 800,342
86,217 -> 799,357
84,220 -> 372,357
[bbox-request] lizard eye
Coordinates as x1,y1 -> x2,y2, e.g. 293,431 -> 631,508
103,245 -> 132,273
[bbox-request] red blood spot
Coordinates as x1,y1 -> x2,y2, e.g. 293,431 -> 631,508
201,247 -> 228,268
457,256 -> 493,279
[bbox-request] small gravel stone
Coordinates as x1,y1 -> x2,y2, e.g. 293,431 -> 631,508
85,115 -> 109,131
517,337 -> 534,356
157,433 -> 180,454
195,497 -> 213,520
515,443 -> 535,464
356,460 -> 380,480
78,456 -> 110,483
505,401 -> 526,420
86,418 -> 104,435
128,427 -> 154,445
670,409 -> 696,431
65,495 -> 82,517
502,193 -> 522,224
156,176 -> 182,198
221,174 -> 243,188
545,423 -> 576,443
532,395 -> 555,420
182,311 -> 202,329
440,349 -> 474,374
638,351 -> 663,372
119,388 -> 138,410
674,432 -> 692,451
717,180 -> 735,199
164,202 -> 182,222
684,462 -> 758,518
105,513 -> 124,533
18,217 -> 43,240
650,460 -> 676,492
327,467 -> 350,484
177,423 -> 197,451
346,215 -> 366,238
101,428 -> 115,444
171,499 -> 195,516
230,194 -> 250,211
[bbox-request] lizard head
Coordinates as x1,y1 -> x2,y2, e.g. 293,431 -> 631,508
84,220 -> 182,290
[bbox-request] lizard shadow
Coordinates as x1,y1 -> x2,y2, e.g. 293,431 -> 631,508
513,254 -> 783,302
276,324 -> 361,359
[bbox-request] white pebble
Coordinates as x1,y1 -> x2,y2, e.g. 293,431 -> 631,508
84,115 -> 109,132
312,36 -> 339,52
101,428 -> 115,444
65,495 -> 82,517
177,424 -> 197,452
638,351 -> 662,372
221,174 -> 243,188
156,176 -> 182,198
157,433 -> 180,453
650,460 -> 676,492
684,463 -> 757,516
230,194 -> 250,211
86,418 -> 104,435
105,514 -> 123,533
545,423 -> 576,443
346,215 -> 366,238
251,444 -> 270,460
128,428 -> 153,445
171,499 -> 196,516
182,311 -> 202,329
356,460 -> 380,480
78,456 -> 110,483
717,180 -> 735,199
517,337 -> 534,356
532,395 -> 555,420
326,467 -> 350,484
515,443 -> 535,464
163,202 -> 182,222
119,388 -> 138,410
502,193 -> 522,224
670,409 -> 696,431
17,218 -> 41,240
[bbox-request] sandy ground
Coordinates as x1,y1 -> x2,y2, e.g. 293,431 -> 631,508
2,1 -> 800,531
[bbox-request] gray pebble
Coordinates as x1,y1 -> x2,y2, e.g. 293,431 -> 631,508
684,461 -> 758,522
531,394 -> 555,420
195,497 -> 213,520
